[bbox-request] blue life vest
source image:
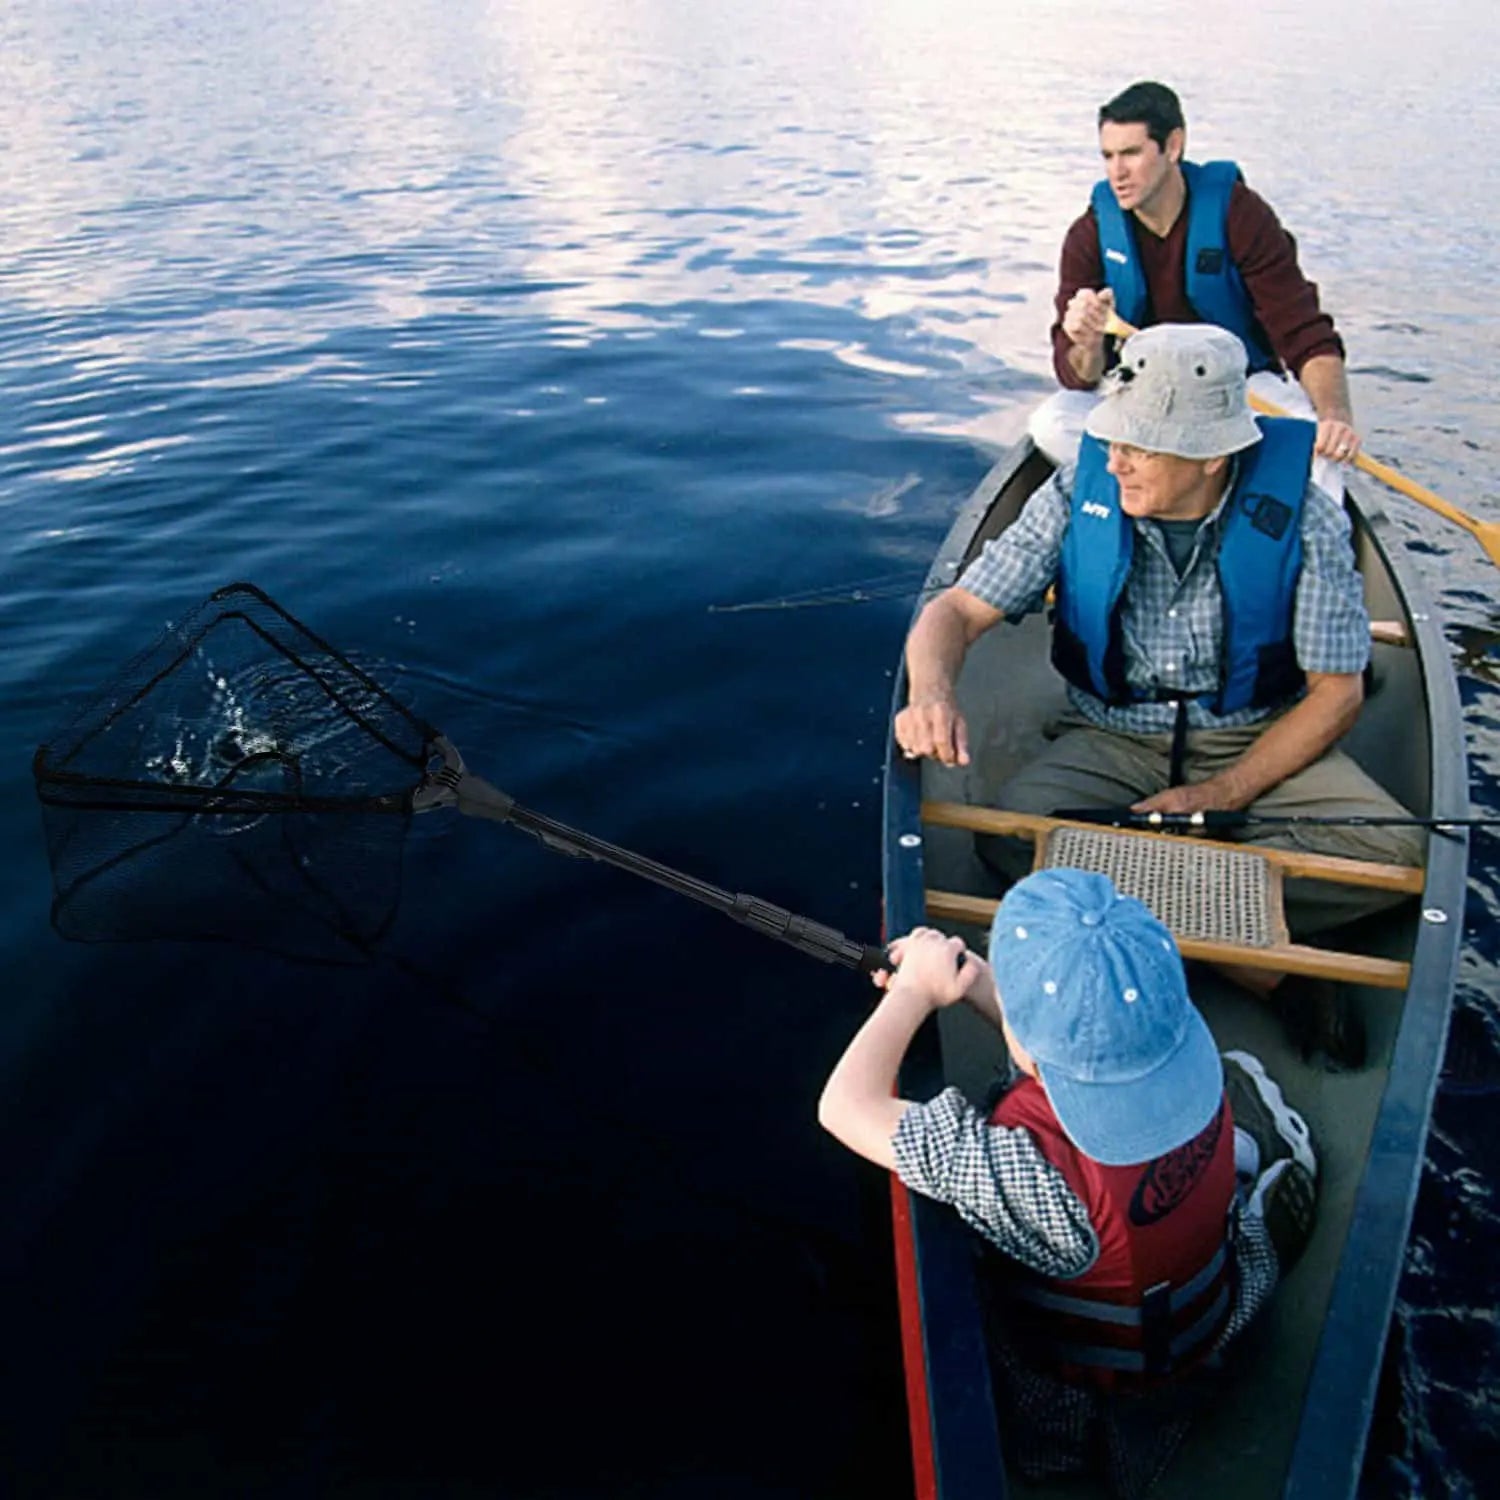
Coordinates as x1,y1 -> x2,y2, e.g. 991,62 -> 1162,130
1051,417 -> 1314,715
1091,159 -> 1277,374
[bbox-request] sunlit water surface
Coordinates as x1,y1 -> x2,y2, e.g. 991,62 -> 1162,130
2,3 -> 1498,1496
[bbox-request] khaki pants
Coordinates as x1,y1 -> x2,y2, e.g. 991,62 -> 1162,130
981,716 -> 1425,937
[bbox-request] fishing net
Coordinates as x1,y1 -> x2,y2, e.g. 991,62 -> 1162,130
33,583 -> 438,963
33,582 -> 885,974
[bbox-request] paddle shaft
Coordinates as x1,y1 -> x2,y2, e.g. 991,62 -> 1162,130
1100,311 -> 1500,566
447,769 -> 890,975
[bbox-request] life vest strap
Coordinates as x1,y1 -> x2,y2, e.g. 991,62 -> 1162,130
1005,1242 -> 1227,1326
1047,1281 -> 1232,1375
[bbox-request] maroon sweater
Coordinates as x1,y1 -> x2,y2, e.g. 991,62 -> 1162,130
1050,178 -> 1344,389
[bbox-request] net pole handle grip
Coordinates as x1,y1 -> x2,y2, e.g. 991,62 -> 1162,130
730,896 -> 890,974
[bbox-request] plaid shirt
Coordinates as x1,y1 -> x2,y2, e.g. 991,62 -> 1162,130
956,465 -> 1370,733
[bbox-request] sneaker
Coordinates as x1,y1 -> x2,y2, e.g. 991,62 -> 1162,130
1276,976 -> 1367,1072
1223,1050 -> 1317,1180
1249,1158 -> 1318,1276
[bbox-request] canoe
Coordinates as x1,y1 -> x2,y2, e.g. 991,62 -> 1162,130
881,438 -> 1471,1498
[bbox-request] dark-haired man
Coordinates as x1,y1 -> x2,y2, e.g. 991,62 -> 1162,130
1030,81 -> 1358,500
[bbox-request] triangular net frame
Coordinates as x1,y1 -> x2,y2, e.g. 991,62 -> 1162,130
33,583 -> 442,963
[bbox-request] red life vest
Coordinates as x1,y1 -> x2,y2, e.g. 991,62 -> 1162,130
988,1076 -> 1236,1392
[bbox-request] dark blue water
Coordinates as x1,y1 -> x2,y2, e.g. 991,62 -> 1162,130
3,4 -> 1498,1496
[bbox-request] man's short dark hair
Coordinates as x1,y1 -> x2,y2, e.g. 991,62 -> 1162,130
1098,82 -> 1185,149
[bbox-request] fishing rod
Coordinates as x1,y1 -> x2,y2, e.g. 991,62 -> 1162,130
1055,807 -> 1495,835
707,568 -> 937,614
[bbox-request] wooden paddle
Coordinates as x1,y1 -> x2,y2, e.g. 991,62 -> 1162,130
1101,310 -> 1500,567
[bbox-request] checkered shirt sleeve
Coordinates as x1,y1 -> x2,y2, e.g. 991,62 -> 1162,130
956,469 -> 1072,621
892,1086 -> 1099,1279
1219,1197 -> 1279,1341
1291,482 -> 1372,676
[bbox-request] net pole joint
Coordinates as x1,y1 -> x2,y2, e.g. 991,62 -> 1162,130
412,735 -> 515,823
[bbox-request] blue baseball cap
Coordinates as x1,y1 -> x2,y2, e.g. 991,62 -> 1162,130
988,869 -> 1223,1166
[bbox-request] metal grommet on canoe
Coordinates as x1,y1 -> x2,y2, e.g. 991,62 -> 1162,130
899,833 -> 922,849
1421,907 -> 1450,924
1039,827 -> 1279,948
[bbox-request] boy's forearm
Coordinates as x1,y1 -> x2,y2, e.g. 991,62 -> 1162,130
817,983 -> 934,1169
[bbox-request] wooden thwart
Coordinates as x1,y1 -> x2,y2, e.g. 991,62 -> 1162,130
920,802 -> 1418,990
921,802 -> 1425,895
924,888 -> 1410,989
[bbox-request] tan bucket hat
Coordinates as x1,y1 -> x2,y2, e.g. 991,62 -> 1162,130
1084,323 -> 1263,460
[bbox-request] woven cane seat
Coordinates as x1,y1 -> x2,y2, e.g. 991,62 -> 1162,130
1039,826 -> 1281,949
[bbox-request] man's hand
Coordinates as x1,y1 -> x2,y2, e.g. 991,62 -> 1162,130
1132,774 -> 1248,817
1313,416 -> 1361,464
1298,354 -> 1361,464
894,695 -> 971,767
1061,286 -> 1116,353
1137,674 -> 1363,820
899,587 -> 1002,764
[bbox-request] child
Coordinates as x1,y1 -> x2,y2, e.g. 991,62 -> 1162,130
819,868 -> 1316,1498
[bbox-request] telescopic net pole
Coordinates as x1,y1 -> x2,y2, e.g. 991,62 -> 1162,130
413,737 -> 889,974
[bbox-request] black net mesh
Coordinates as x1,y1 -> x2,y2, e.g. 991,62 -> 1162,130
33,582 -> 441,963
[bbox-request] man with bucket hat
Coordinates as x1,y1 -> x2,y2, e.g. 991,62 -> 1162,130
819,869 -> 1316,1496
894,322 -> 1423,1066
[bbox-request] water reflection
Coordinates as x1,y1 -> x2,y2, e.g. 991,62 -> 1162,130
1,2 -> 1499,1495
